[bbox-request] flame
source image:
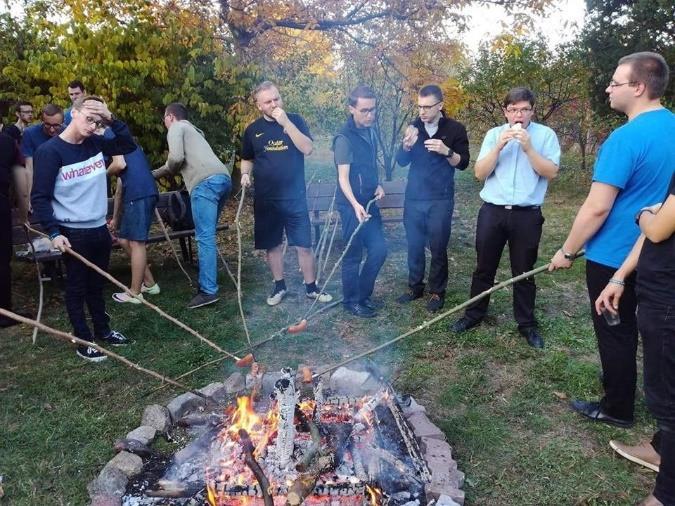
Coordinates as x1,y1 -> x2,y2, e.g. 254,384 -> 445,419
227,396 -> 262,437
206,483 -> 217,506
366,484 -> 382,506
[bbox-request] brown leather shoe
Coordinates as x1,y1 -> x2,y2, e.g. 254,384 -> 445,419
638,494 -> 664,506
609,439 -> 660,472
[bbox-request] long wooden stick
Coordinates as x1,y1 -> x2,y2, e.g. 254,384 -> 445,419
0,308 -> 214,401
312,254 -> 585,380
154,208 -> 193,286
234,186 -> 251,347
25,225 -> 245,362
24,225 -> 45,344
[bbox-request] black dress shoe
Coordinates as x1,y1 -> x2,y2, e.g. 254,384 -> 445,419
343,303 -> 377,318
360,298 -> 384,311
520,327 -> 544,349
450,316 -> 480,333
396,290 -> 423,304
570,399 -> 634,428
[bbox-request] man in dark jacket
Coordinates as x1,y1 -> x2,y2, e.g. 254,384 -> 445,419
333,85 -> 387,318
396,84 -> 470,312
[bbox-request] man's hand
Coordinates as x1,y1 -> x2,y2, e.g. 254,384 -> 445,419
374,185 -> 385,200
595,282 -> 624,317
402,125 -> 419,151
548,249 -> 573,271
52,234 -> 71,252
423,139 -> 450,156
83,100 -> 113,123
270,107 -> 289,127
497,129 -> 516,150
108,218 -> 118,233
353,203 -> 370,223
241,173 -> 251,188
512,127 -> 533,152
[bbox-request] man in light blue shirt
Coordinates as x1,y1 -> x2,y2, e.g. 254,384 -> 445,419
451,87 -> 560,349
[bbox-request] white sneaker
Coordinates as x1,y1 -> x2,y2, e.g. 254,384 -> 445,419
306,290 -> 333,303
112,292 -> 143,304
266,289 -> 287,306
141,283 -> 160,295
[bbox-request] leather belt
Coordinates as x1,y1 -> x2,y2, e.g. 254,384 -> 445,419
485,202 -> 541,211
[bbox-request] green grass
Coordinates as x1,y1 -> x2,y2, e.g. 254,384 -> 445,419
0,156 -> 656,505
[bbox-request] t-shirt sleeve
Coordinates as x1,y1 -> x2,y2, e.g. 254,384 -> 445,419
333,135 -> 352,165
592,129 -> 637,189
241,126 -> 254,161
477,127 -> 498,161
540,128 -> 561,166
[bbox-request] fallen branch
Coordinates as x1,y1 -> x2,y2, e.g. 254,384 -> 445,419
0,308 -> 215,402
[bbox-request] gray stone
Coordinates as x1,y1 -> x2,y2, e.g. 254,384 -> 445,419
407,412 -> 446,441
126,425 -> 156,446
223,372 -> 245,393
87,465 -> 127,498
421,437 -> 453,459
426,481 -> 465,505
329,367 -> 372,396
262,371 -> 284,395
166,392 -> 206,420
198,382 -> 228,403
426,453 -> 457,477
89,494 -> 122,506
451,469 -> 465,489
141,404 -> 171,433
105,451 -> 143,478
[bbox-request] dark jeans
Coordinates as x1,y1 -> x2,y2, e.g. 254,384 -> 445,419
639,303 -> 675,504
338,204 -> 387,305
586,259 -> 638,421
403,198 -> 453,297
0,186 -> 11,311
464,203 -> 543,330
60,226 -> 112,341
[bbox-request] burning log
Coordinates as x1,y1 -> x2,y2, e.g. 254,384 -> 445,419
274,368 -> 297,468
238,429 -> 273,506
295,408 -> 321,473
286,452 -> 336,505
146,480 -> 191,498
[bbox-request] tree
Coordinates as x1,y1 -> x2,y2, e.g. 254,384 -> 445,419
580,0 -> 675,117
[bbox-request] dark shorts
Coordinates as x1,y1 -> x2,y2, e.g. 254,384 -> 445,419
254,198 -> 312,250
118,195 -> 158,242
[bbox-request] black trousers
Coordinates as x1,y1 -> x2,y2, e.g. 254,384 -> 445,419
464,203 -> 543,330
639,303 -> 675,504
338,204 -> 387,305
60,226 -> 112,341
403,198 -> 453,297
0,186 -> 11,311
585,259 -> 638,421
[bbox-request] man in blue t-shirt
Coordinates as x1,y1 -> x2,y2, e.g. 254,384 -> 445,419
240,81 -> 332,307
21,104 -> 64,200
550,52 -> 675,429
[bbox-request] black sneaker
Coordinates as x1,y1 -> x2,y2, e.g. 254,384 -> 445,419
100,330 -> 130,347
426,294 -> 444,312
188,291 -> 220,309
76,345 -> 107,363
396,290 -> 423,304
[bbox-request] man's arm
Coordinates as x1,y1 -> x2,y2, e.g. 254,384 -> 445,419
549,182 -> 620,270
594,234 -> 644,315
240,159 -> 253,187
474,129 -> 514,181
271,109 -> 312,155
337,164 -> 368,222
110,179 -> 123,231
31,145 -> 63,240
450,123 -> 470,170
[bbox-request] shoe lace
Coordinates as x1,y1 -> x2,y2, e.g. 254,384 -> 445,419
430,294 -> 440,301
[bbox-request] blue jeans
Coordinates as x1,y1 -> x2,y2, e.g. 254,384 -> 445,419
190,174 -> 231,295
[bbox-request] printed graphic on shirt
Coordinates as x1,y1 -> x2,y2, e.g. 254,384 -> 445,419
265,139 -> 289,152
56,152 -> 106,186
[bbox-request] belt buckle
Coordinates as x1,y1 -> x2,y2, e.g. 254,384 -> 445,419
504,205 -> 513,210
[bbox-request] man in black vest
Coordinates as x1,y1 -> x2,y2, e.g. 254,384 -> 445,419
333,85 -> 387,318
396,84 -> 470,312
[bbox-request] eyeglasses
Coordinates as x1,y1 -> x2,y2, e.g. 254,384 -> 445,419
418,102 -> 441,112
84,116 -> 106,129
43,122 -> 62,130
505,107 -> 533,114
357,107 -> 377,115
608,80 -> 637,88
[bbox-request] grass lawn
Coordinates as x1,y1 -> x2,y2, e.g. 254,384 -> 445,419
0,147 -> 656,505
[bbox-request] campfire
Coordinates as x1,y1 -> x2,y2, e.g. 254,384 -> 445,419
203,368 -> 428,505
118,366 -> 463,506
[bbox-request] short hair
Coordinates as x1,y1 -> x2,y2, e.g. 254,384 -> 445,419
503,87 -> 535,108
165,102 -> 188,120
68,80 -> 85,91
42,103 -> 64,117
348,85 -> 377,107
72,95 -> 104,110
15,101 -> 32,113
618,52 -> 670,99
419,84 -> 443,102
252,81 -> 278,100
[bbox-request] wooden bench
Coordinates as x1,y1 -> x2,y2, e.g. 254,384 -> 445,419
12,190 -> 228,268
306,179 -> 407,244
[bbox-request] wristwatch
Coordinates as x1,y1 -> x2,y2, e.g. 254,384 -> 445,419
446,147 -> 454,158
561,247 -> 575,261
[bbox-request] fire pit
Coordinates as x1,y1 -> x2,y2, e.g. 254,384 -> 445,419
95,366 -> 463,506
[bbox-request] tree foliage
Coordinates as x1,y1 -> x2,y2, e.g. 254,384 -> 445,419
580,0 -> 675,117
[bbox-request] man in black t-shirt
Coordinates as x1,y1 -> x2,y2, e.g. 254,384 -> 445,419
240,81 -> 332,306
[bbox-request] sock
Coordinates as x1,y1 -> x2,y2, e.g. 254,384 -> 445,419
274,279 -> 286,293
305,281 -> 317,293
